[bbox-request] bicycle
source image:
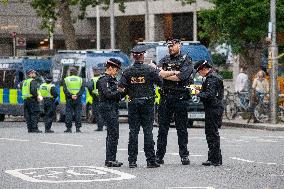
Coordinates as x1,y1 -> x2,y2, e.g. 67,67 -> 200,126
254,93 -> 284,123
224,87 -> 251,120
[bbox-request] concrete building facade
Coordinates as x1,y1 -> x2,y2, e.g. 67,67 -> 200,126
0,0 -> 213,55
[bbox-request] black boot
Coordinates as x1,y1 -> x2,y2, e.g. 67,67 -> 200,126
64,128 -> 72,133
181,157 -> 190,165
129,162 -> 137,168
202,160 -> 221,166
147,161 -> 160,168
76,128 -> 82,133
155,157 -> 164,165
45,129 -> 54,133
105,161 -> 123,167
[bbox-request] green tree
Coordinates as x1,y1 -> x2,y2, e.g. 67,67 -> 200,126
30,0 -> 127,50
181,0 -> 284,77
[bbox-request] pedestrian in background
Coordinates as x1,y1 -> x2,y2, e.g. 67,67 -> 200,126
21,69 -> 42,133
38,75 -> 58,133
119,45 -> 162,168
156,38 -> 193,165
63,67 -> 84,133
252,70 -> 269,103
87,67 -> 105,131
235,65 -> 249,93
97,58 -> 124,167
194,60 -> 223,166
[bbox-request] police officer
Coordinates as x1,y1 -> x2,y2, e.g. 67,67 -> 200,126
97,58 -> 124,167
87,67 -> 105,131
194,60 -> 223,166
22,69 -> 42,133
63,67 -> 84,133
39,75 -> 58,133
119,45 -> 162,168
156,38 -> 193,165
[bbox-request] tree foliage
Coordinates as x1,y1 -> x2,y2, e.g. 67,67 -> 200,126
30,0 -> 127,49
196,0 -> 284,54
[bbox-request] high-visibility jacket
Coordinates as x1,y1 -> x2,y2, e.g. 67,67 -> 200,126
22,78 -> 33,100
39,83 -> 55,98
91,76 -> 100,95
64,76 -> 83,95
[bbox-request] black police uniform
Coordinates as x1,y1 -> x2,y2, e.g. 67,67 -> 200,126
87,79 -> 105,130
196,67 -> 224,166
42,83 -> 58,132
97,71 -> 122,166
119,54 -> 162,168
63,79 -> 84,132
156,52 -> 193,164
23,79 -> 41,133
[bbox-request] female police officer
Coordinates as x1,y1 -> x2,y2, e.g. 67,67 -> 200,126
97,58 -> 124,167
194,60 -> 224,166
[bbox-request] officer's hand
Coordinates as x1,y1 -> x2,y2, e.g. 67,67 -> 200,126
72,95 -> 77,100
117,87 -> 125,92
195,89 -> 200,95
37,95 -> 43,102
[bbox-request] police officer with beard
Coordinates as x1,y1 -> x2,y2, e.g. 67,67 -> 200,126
39,75 -> 58,133
97,58 -> 124,167
119,45 -> 162,168
21,69 -> 42,133
156,38 -> 193,165
194,60 -> 223,166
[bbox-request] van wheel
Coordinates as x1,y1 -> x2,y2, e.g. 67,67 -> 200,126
86,104 -> 95,123
0,114 -> 5,122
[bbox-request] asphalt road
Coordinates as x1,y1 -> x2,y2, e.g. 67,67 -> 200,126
0,121 -> 283,189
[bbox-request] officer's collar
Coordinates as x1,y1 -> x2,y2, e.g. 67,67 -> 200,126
170,52 -> 181,58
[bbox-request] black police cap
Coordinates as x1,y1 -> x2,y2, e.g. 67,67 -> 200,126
166,37 -> 181,46
45,74 -> 53,82
26,69 -> 37,75
106,58 -> 122,69
131,45 -> 147,55
194,60 -> 212,72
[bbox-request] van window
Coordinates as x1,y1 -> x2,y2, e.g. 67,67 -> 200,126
0,70 -> 16,88
60,65 -> 86,85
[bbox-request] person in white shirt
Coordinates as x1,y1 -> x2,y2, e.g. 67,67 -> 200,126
235,66 -> 249,93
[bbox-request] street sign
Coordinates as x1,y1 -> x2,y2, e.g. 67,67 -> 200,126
16,36 -> 26,47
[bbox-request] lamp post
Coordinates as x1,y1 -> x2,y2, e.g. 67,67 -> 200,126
96,5 -> 101,50
110,0 -> 115,49
49,18 -> 54,50
269,0 -> 278,124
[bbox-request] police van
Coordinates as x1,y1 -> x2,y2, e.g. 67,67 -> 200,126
134,41 -> 212,126
0,57 -> 52,121
51,50 -> 131,122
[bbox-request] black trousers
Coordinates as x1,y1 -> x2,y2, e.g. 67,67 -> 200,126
205,106 -> 223,163
92,97 -> 104,129
65,98 -> 82,129
24,98 -> 40,131
128,99 -> 156,163
100,102 -> 119,162
43,98 -> 56,131
156,97 -> 189,159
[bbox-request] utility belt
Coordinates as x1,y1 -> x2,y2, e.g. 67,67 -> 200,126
160,89 -> 190,100
129,96 -> 155,102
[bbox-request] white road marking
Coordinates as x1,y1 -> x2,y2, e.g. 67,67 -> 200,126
230,157 -> 255,163
230,157 -> 281,166
5,166 -> 136,183
168,187 -> 215,189
0,138 -> 29,142
40,142 -> 83,147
